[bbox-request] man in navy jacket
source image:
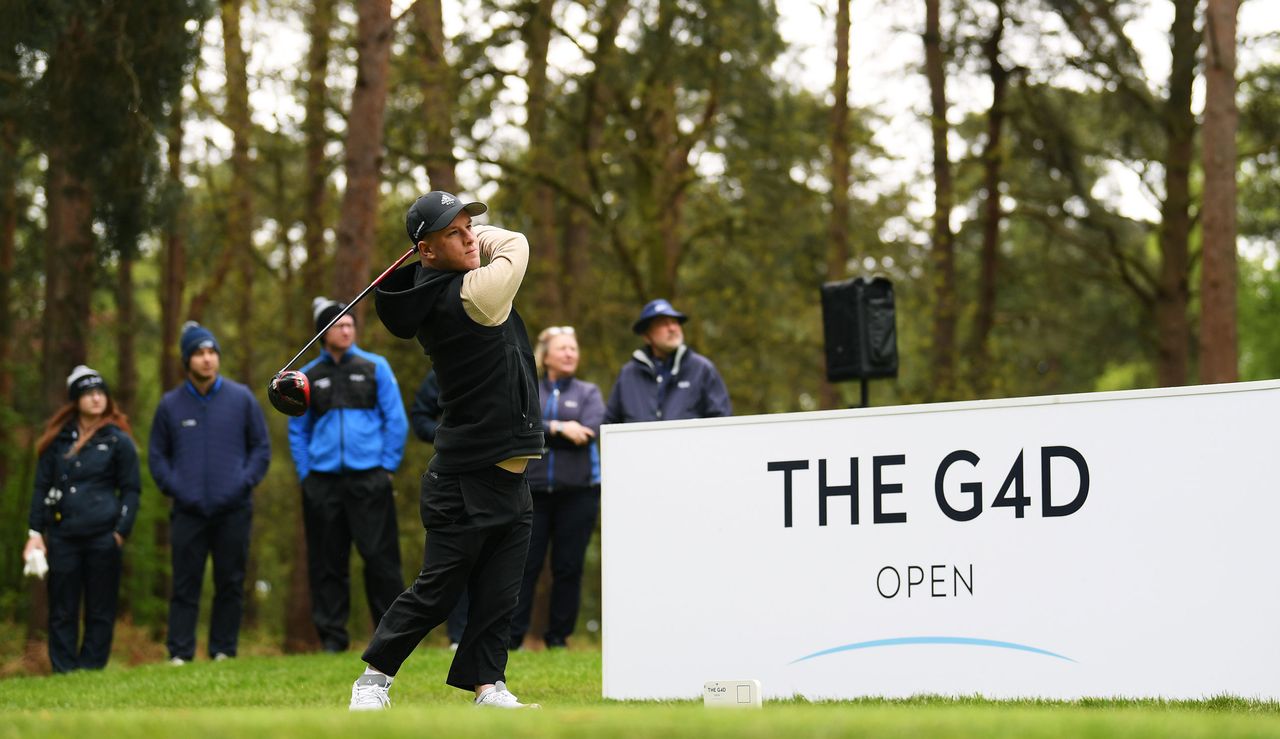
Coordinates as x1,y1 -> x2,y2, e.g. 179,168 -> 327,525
288,297 -> 409,653
604,299 -> 732,424
150,322 -> 271,664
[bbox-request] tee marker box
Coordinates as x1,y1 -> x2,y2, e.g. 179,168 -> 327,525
703,680 -> 762,708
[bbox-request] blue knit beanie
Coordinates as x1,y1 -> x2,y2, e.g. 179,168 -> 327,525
180,321 -> 221,365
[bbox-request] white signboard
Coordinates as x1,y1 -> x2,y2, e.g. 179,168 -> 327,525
600,381 -> 1280,700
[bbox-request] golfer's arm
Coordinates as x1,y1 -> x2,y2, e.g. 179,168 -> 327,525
461,226 -> 529,326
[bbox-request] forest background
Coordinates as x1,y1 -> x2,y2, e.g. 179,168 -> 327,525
0,0 -> 1277,673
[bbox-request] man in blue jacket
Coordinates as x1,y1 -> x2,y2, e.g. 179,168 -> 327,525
289,297 -> 409,653
604,299 -> 732,423
150,322 -> 271,664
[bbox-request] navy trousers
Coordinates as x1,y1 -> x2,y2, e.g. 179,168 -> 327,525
46,530 -> 121,673
509,485 -> 599,647
167,505 -> 251,660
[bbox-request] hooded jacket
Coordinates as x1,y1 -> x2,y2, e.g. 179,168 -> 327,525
604,344 -> 732,424
29,423 -> 141,538
374,226 -> 543,473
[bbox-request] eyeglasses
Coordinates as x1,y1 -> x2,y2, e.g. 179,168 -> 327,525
544,326 -> 575,337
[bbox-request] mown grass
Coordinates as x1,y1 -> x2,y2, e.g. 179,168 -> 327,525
4,648 -> 1280,738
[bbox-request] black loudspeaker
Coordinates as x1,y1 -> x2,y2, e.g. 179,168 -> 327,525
820,276 -> 898,382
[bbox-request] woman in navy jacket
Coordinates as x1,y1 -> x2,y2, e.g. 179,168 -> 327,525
509,326 -> 605,649
23,365 -> 140,673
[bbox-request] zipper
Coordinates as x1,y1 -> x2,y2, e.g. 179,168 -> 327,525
545,384 -> 560,491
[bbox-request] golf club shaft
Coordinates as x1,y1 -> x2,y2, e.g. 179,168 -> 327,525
275,245 -> 418,374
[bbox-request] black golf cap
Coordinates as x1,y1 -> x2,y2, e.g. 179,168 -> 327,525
405,191 -> 487,246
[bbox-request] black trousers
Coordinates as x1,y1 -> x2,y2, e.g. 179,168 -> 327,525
363,464 -> 532,691
302,469 -> 404,651
509,485 -> 599,647
46,530 -> 121,673
167,505 -> 251,660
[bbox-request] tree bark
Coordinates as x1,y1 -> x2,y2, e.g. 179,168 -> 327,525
0,115 -> 16,489
924,0 -> 957,400
524,0 -> 561,318
302,0 -> 335,305
41,147 -> 94,408
1198,0 -> 1239,383
821,0 -> 852,410
221,0 -> 256,388
1155,0 -> 1198,387
561,0 -> 627,326
970,1 -> 1007,396
333,0 -> 393,313
160,102 -> 187,391
285,0 -> 335,654
416,0 -> 459,194
114,252 -> 138,414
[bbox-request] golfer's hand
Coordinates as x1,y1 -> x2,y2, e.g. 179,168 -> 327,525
23,533 -> 45,560
557,421 -> 596,446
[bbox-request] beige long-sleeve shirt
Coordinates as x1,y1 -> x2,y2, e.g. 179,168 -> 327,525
460,225 -> 530,327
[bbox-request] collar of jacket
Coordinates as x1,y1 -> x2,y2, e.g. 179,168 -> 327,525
632,343 -> 687,377
321,343 -> 363,365
184,375 -> 224,400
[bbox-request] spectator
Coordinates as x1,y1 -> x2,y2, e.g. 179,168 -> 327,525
604,299 -> 731,423
409,368 -> 469,649
150,322 -> 271,664
24,366 -> 140,673
509,325 -> 605,650
288,297 -> 409,653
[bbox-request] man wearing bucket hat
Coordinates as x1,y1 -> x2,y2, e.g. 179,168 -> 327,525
604,299 -> 732,424
346,190 -> 543,710
149,321 -> 271,665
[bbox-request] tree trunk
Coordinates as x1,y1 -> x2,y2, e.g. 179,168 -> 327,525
1155,0 -> 1198,388
333,0 -> 393,313
821,0 -> 852,410
970,1 -> 1007,396
1198,0 -> 1239,383
41,147 -> 95,407
924,0 -> 957,400
221,0 -> 256,388
525,0 -> 561,318
562,0 -> 626,326
416,0 -> 458,194
115,252 -> 138,414
161,103 -> 187,390
302,0 -> 334,305
285,0 -> 335,654
0,115 -> 16,489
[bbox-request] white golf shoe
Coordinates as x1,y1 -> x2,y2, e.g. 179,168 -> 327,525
350,673 -> 392,711
474,681 -> 540,709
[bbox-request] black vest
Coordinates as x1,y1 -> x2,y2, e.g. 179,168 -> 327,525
375,264 -> 543,472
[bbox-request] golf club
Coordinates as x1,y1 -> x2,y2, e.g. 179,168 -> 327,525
267,245 -> 418,416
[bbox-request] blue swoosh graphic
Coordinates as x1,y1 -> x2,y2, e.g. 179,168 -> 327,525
790,636 -> 1076,664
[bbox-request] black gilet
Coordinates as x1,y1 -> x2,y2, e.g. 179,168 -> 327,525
374,263 -> 543,473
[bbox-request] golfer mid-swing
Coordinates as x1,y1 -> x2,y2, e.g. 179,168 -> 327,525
349,191 -> 544,710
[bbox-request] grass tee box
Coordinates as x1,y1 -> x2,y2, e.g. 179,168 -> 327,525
600,380 -> 1280,700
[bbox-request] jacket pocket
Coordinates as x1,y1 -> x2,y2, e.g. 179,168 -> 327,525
505,345 -> 538,436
